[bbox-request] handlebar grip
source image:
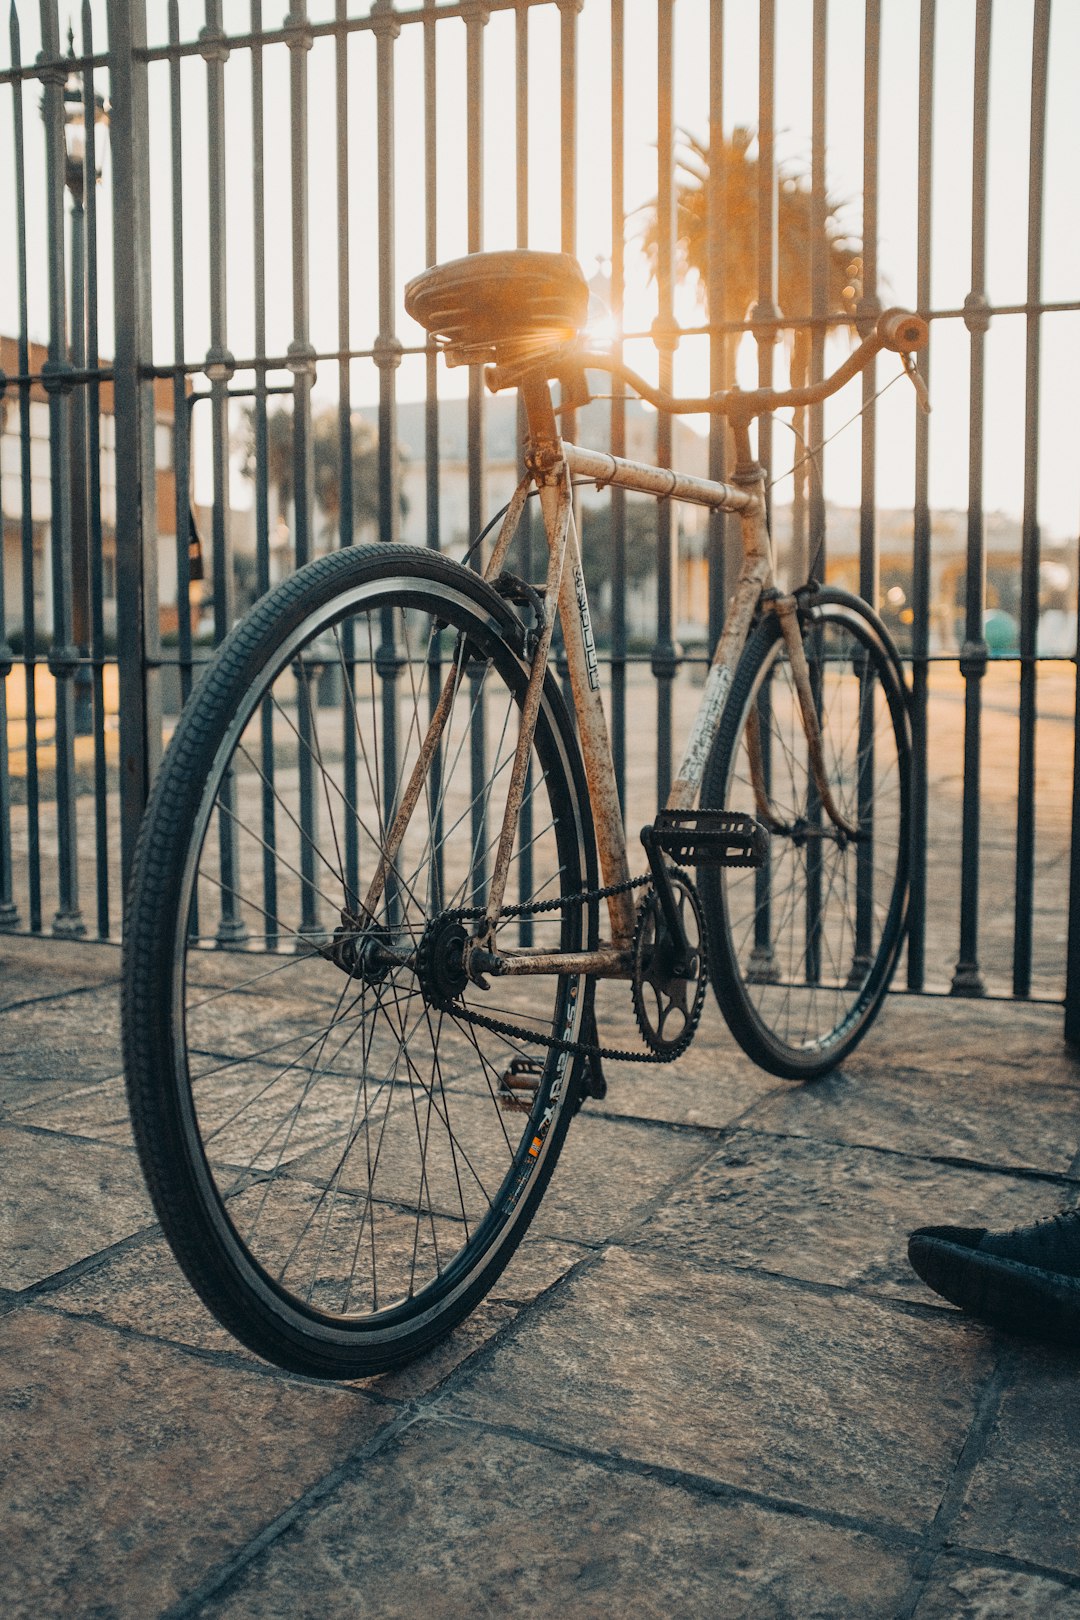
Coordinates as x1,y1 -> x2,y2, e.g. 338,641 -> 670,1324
877,308 -> 929,353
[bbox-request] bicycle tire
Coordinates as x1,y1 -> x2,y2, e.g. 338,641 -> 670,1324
123,544 -> 596,1378
701,587 -> 911,1079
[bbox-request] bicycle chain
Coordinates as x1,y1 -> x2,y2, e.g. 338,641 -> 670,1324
418,873 -> 706,1065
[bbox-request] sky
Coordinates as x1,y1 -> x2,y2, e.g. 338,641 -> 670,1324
2,0 -> 1078,536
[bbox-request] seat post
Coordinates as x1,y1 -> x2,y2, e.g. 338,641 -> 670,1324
518,372 -> 561,468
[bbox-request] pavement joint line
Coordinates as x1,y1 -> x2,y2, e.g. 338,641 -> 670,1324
0,977 -> 122,1016
603,1239 -> 1030,1330
421,1408 -> 929,1551
892,1345 -> 1020,1620
159,1404 -> 427,1620
1,1119 -> 140,1154
924,1540 -> 1080,1594
22,1294 -> 407,1405
10,1220 -> 166,1302
727,1122 -> 1080,1188
594,1136 -> 722,1251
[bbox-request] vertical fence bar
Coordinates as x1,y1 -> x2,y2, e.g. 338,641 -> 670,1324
1013,0 -> 1049,998
201,0 -> 245,945
168,1 -> 193,719
802,0 -> 828,984
952,0 -> 992,997
372,0 -> 403,919
463,0 -> 487,906
907,0 -> 934,990
422,0 -> 445,916
67,27 -> 94,749
554,1 -> 576,716
425,0 -> 440,566
653,0 -> 677,807
334,0 -> 359,910
706,0 -> 726,658
515,0 -> 533,934
610,0 -> 627,811
81,0 -> 108,937
853,0 -> 882,977
168,0 -> 195,949
808,0 -> 827,580
464,0 -> 485,552
250,0 -> 278,945
10,3 -> 39,929
110,0 -> 160,898
284,0 -> 322,939
558,0 -> 580,506
40,0 -> 85,937
749,0 -> 779,971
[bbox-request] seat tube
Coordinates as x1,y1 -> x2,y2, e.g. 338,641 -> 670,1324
548,489 -> 636,948
519,375 -> 635,949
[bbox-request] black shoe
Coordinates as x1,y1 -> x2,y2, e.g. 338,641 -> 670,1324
908,1207 -> 1080,1345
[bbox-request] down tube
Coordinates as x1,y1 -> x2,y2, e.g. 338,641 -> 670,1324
544,485 -> 636,950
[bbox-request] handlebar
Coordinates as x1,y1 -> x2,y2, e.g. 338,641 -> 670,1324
485,307 -> 930,420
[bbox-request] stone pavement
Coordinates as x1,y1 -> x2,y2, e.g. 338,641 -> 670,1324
3,932 -> 1080,1618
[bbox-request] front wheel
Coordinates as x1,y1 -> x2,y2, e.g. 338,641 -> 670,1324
123,544 -> 595,1378
701,589 -> 911,1079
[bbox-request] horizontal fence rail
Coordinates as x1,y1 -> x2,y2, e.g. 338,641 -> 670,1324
1,0 -> 1079,1030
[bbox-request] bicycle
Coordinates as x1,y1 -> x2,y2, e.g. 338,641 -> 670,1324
122,250 -> 927,1378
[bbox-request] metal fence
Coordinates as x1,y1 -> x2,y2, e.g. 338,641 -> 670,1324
2,0 -> 1079,1031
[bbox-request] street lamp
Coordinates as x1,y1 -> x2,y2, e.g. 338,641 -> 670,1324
62,27 -> 108,737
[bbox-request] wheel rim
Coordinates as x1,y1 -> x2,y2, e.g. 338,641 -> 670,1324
170,571 -> 584,1338
715,607 -> 907,1063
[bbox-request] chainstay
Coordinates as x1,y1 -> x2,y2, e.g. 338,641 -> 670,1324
425,872 -> 699,1065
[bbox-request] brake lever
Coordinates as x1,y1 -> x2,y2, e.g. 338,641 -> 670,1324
901,350 -> 931,415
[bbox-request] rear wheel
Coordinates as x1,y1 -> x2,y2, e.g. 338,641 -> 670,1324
701,589 -> 910,1079
123,545 -> 594,1378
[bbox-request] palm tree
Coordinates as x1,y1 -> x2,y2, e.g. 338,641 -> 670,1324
643,126 -> 861,381
643,128 -> 862,574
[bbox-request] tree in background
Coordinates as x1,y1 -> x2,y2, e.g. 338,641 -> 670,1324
239,404 -> 394,555
643,127 -> 861,379
643,128 -> 862,575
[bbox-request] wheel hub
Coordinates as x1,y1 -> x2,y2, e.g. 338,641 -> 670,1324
328,909 -> 393,984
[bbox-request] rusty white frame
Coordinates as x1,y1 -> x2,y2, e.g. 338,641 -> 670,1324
359,311 -> 927,981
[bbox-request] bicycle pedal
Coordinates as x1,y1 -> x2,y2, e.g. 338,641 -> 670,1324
498,1057 -> 543,1112
647,809 -> 770,870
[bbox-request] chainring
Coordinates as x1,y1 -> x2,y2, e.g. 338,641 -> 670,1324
630,869 -> 708,1059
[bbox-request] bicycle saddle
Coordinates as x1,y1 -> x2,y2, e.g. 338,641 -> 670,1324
404,250 -> 589,365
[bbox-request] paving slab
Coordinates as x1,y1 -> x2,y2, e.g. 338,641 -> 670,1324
0,1124 -> 155,1290
0,936 -> 122,1012
0,1307 -> 392,1620
530,1109 -> 716,1244
444,1245 -> 998,1531
194,1417 -> 917,1620
589,986 -> 786,1126
637,1127 -> 1070,1302
912,1557 -> 1080,1617
0,982 -> 122,1088
845,995 -> 1077,1086
46,1224 -> 588,1400
11,1070 -> 135,1140
953,1344 -> 1080,1577
745,1054 -> 1080,1175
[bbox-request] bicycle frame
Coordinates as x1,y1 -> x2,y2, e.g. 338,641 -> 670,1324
359,374 -> 825,980
361,300 -> 928,983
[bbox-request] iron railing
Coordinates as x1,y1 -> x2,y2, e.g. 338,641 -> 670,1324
1,0 -> 1079,1033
